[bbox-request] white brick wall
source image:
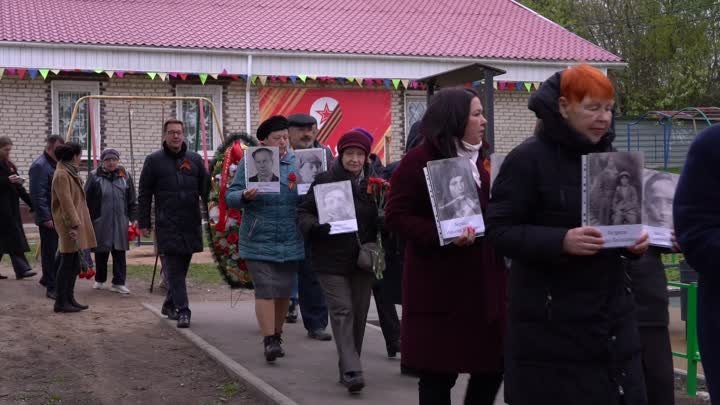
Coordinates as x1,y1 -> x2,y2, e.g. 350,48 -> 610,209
493,90 -> 537,153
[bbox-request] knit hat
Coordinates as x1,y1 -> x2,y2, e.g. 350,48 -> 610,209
350,127 -> 374,144
337,130 -> 372,156
257,115 -> 289,140
101,148 -> 120,161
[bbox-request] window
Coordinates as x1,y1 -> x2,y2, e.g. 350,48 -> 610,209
175,85 -> 223,152
405,95 -> 427,145
51,81 -> 101,159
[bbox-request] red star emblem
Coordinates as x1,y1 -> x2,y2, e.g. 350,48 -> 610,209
316,103 -> 334,125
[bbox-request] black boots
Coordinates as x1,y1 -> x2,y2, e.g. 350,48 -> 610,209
161,304 -> 179,320
67,270 -> 88,310
263,334 -> 284,362
286,301 -> 298,323
341,371 -> 365,393
54,253 -> 87,313
177,312 -> 191,328
386,340 -> 400,358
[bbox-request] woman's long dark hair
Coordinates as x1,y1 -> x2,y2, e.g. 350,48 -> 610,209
421,87 -> 479,159
55,142 -> 82,162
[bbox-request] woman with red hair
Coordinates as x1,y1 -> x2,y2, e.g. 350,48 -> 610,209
486,64 -> 649,405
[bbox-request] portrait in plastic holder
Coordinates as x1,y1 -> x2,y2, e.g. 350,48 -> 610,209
245,146 -> 281,193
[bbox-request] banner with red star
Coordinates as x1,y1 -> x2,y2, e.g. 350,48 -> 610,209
259,88 -> 392,161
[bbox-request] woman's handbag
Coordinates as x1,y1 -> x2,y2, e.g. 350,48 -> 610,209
356,233 -> 386,279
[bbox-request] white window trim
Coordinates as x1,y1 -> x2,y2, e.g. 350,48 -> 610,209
51,80 -> 101,159
175,85 -> 223,150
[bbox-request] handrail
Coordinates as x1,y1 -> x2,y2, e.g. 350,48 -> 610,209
668,280 -> 701,397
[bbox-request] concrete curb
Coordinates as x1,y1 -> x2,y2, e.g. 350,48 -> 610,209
142,303 -> 300,405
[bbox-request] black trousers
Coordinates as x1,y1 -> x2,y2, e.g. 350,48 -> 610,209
55,252 -> 80,308
372,279 -> 400,348
39,225 -> 59,291
0,253 -> 32,276
638,326 -> 675,405
698,275 -> 720,402
94,249 -> 127,285
162,255 -> 192,315
418,371 -> 503,405
298,257 -> 329,332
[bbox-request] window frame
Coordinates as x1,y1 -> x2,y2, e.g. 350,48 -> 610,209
175,84 -> 223,151
51,80 -> 101,160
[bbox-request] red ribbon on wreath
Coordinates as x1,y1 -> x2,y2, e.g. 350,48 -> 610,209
216,141 -> 244,233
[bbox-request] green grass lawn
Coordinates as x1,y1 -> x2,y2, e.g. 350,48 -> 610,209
126,263 -> 223,285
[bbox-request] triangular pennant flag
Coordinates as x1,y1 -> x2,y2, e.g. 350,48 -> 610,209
298,75 -> 307,83
259,75 -> 268,85
0,68 -> 4,80
289,76 -> 297,84
28,69 -> 38,79
158,73 -> 167,81
392,79 -> 400,89
105,70 -> 114,78
95,69 -> 104,74
383,79 -> 391,88
39,69 -> 50,79
179,73 -> 188,81
7,68 -> 17,76
346,77 -> 355,85
147,72 -> 157,80
533,82 -> 541,90
401,79 -> 410,89
116,71 -> 125,78
51,69 -> 60,75
308,76 -> 317,80
230,74 -> 240,81
240,74 -> 247,80
209,73 -> 219,80
355,77 -> 363,87
493,81 -> 498,90
279,76 -> 288,83
524,82 -> 532,92
221,69 -> 228,76
169,72 -> 178,78
251,75 -> 258,85
199,73 -> 208,85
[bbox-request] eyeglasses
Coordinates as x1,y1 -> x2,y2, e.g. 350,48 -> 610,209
166,130 -> 184,136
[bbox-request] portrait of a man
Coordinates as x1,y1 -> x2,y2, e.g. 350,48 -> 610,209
315,181 -> 356,227
247,147 -> 279,182
295,149 -> 326,184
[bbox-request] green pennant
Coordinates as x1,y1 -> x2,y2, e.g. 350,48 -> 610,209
147,72 -> 157,80
199,73 -> 208,85
298,75 -> 307,83
347,77 -> 355,84
95,69 -> 104,74
524,82 -> 532,92
39,69 -> 50,79
392,79 -> 400,89
251,75 -> 258,85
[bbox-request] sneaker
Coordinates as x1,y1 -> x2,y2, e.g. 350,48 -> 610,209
308,329 -> 332,341
93,282 -> 106,290
275,333 -> 285,358
286,302 -> 298,323
111,284 -> 131,294
161,304 -> 179,320
341,371 -> 365,393
177,312 -> 190,328
263,335 -> 282,362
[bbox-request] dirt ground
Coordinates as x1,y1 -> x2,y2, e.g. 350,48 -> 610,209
0,254 -> 260,405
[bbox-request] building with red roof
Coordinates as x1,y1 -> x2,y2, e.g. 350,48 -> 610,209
0,0 -> 622,173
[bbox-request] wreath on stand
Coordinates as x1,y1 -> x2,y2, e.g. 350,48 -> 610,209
206,132 -> 258,289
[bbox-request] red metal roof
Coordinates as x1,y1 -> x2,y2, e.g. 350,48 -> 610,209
0,0 -> 622,62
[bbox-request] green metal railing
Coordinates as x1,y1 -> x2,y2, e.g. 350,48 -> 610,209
668,279 -> 702,397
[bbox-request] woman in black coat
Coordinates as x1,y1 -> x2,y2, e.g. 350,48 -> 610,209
297,130 -> 378,394
486,64 -> 649,405
0,136 -> 36,280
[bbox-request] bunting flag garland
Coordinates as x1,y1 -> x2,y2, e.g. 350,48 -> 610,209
493,81 -> 498,90
391,79 -> 400,89
0,68 -> 4,80
179,73 -> 188,81
210,73 -> 219,80
251,75 -> 258,85
17,69 -> 27,79
401,79 -> 410,89
308,76 -> 317,80
524,82 -> 532,92
39,69 -> 50,79
158,72 -> 167,81
105,70 -> 114,78
533,82 -> 541,90
147,72 -> 157,80
28,69 -> 38,79
116,71 -> 125,78
199,73 -> 208,84
289,76 -> 297,84
298,75 -> 307,83
95,69 -> 104,74
169,72 -> 178,78
51,69 -> 60,75
259,75 -> 268,85
346,77 -> 355,85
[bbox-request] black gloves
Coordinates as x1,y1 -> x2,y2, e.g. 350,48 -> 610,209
310,223 -> 332,238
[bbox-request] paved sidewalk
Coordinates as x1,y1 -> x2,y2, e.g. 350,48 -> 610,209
146,299 -> 505,405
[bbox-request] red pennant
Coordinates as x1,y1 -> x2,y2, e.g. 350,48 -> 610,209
6,68 -> 16,75
279,76 -> 288,83
17,68 -> 27,79
179,73 -> 188,80
230,74 -> 239,81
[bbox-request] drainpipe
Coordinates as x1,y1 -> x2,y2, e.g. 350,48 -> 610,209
246,54 -> 253,134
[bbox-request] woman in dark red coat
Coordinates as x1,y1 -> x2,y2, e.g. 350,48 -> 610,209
385,88 -> 506,405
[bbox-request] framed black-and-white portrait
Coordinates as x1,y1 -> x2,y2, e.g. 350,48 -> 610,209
424,157 -> 485,245
314,180 -> 358,235
582,151 -> 644,247
642,169 -> 679,247
294,148 -> 328,195
245,146 -> 281,193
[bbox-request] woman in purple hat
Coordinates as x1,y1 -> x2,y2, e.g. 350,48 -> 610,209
84,148 -> 137,294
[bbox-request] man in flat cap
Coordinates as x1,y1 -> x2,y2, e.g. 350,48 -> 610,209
286,113 -> 332,341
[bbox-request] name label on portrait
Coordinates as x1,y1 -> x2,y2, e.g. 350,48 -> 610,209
329,219 -> 359,235
439,215 -> 486,240
596,224 -> 644,248
248,181 -> 281,194
297,183 -> 311,195
645,225 -> 672,248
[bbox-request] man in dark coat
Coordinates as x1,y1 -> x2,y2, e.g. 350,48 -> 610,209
138,119 -> 209,328
286,113 -> 331,340
486,64 -> 649,405
29,134 -> 65,297
0,136 -> 36,280
674,123 -> 720,403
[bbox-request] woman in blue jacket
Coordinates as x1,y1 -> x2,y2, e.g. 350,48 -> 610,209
226,116 -> 305,362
